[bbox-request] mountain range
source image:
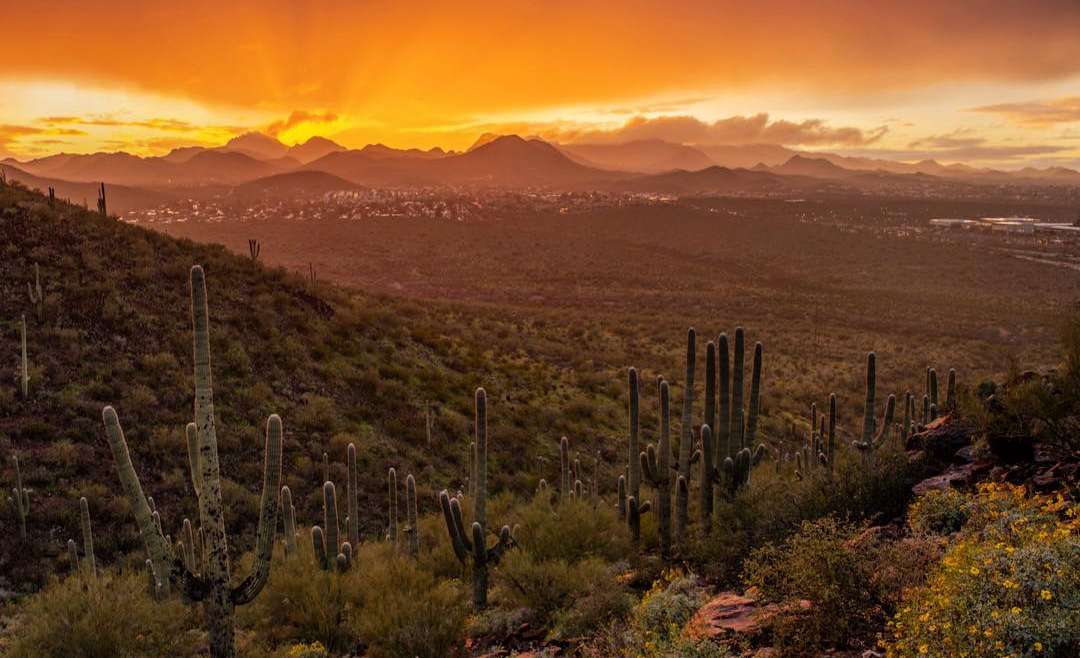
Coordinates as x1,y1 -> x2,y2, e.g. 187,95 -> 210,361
4,131 -> 1079,211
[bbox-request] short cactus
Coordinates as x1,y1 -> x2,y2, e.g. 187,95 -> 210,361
67,538 -> 80,577
101,266 -> 283,658
560,436 -> 571,502
387,467 -> 400,545
439,388 -> 515,610
27,263 -> 43,322
11,455 -> 28,541
96,182 -> 107,217
405,473 -> 419,558
79,496 -> 96,579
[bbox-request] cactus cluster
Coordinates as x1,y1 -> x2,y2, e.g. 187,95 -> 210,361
439,388 -> 515,610
101,266 -> 283,658
247,239 -> 261,261
712,329 -> 766,500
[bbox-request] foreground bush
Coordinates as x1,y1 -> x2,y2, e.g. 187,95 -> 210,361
742,517 -> 879,654
240,541 -> 467,657
6,570 -> 199,658
887,483 -> 1080,657
907,488 -> 969,535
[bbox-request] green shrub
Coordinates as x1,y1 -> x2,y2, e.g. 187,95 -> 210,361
741,517 -> 880,655
887,483 -> 1080,657
6,570 -> 199,658
612,570 -> 717,658
350,542 -> 468,658
907,488 -> 969,535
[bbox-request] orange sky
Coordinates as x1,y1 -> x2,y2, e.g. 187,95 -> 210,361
4,0 -> 1080,168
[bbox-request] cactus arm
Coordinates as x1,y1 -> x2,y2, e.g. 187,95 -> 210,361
617,475 -> 627,520
440,491 -> 470,562
102,407 -> 178,583
231,414 -> 283,605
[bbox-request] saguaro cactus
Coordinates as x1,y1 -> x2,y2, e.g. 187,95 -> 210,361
345,444 -> 359,548
101,266 -> 283,658
439,388 -> 514,610
945,369 -> 957,411
19,314 -> 29,398
853,352 -> 896,455
247,239 -> 260,261
699,424 -> 717,533
80,496 -> 97,579
27,263 -> 43,322
676,328 -> 696,542
717,334 -> 731,461
405,474 -> 419,558
560,436 -> 571,502
281,486 -> 297,557
641,379 -> 672,556
96,182 -> 107,217
625,368 -> 649,539
387,468 -> 399,545
67,538 -> 80,577
11,455 -> 29,541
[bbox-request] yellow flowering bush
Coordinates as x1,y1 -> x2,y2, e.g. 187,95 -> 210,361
908,488 -> 969,535
887,483 -> 1079,657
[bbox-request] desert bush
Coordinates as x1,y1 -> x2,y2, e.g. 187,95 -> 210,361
239,542 -> 360,653
887,483 -> 1080,657
6,570 -> 200,658
907,488 -> 969,535
611,570 -> 726,658
350,542 -> 468,658
741,517 -> 880,655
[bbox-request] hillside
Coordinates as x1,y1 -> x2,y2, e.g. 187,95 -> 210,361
0,163 -> 172,213
0,181 -> 626,589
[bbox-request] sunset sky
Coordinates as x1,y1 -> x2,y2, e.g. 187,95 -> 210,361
4,0 -> 1080,169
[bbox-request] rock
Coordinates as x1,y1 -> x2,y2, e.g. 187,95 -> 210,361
912,463 -> 977,495
684,592 -> 760,640
954,445 -> 976,464
684,592 -> 810,643
907,415 -> 971,462
986,432 -> 1034,463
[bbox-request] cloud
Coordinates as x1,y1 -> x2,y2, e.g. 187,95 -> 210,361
0,123 -> 87,157
909,129 -> 985,149
971,96 -> 1080,126
265,110 -> 339,136
39,115 -> 196,131
559,113 -> 888,147
840,144 -> 1069,163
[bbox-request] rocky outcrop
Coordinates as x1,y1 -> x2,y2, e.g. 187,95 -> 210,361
683,591 -> 810,643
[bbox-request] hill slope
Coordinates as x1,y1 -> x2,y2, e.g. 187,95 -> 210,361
0,181 -> 622,588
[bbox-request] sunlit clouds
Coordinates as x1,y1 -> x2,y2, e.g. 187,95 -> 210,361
3,1 -> 1080,168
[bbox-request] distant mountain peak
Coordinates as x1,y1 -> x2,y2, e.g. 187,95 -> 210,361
468,133 -> 516,151
287,136 -> 346,164
223,132 -> 289,160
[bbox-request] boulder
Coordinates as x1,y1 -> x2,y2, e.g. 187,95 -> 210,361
906,414 -> 970,462
684,591 -> 810,643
